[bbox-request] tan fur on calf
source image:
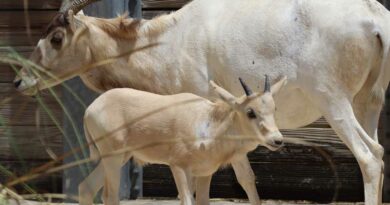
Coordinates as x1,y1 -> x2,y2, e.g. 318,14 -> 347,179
80,78 -> 286,205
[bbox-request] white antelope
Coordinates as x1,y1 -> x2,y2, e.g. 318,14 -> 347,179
13,0 -> 390,204
80,77 -> 286,205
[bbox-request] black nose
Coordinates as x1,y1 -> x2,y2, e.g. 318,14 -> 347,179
14,79 -> 22,88
274,140 -> 283,146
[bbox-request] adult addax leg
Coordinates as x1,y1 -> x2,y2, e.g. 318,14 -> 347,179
306,89 -> 383,205
353,89 -> 386,202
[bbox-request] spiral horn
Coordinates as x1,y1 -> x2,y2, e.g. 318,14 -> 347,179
60,0 -> 101,15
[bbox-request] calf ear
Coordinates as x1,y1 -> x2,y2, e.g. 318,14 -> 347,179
271,76 -> 287,96
210,81 -> 236,105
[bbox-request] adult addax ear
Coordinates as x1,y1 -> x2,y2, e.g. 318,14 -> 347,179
210,81 -> 237,106
67,10 -> 87,33
270,76 -> 288,96
67,10 -> 89,45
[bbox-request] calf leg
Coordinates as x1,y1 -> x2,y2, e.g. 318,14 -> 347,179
195,175 -> 212,205
304,89 -> 384,205
101,156 -> 123,205
231,156 -> 260,205
178,170 -> 195,200
186,169 -> 196,196
78,162 -> 104,205
171,166 -> 194,205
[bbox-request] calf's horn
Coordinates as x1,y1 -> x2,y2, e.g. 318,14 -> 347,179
264,75 -> 270,93
239,78 -> 253,96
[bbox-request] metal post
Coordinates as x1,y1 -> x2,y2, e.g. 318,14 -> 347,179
62,78 -> 98,202
62,0 -> 142,201
129,0 -> 142,19
127,0 -> 143,199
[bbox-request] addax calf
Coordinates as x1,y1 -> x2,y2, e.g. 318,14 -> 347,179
79,76 -> 287,205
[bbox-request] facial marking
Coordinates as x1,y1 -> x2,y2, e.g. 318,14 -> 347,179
42,13 -> 68,38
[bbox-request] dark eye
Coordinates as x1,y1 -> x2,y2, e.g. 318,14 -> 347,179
51,32 -> 63,48
246,108 -> 257,119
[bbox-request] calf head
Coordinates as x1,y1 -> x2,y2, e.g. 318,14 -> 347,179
210,76 -> 287,151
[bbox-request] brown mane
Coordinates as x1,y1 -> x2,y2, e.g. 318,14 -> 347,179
92,12 -> 177,39
92,13 -> 141,39
43,12 -> 177,40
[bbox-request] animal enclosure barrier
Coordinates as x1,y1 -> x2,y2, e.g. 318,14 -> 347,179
0,0 -> 389,203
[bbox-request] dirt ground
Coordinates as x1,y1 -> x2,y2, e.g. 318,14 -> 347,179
7,199 -> 389,205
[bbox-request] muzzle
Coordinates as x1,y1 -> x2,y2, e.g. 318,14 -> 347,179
265,131 -> 284,151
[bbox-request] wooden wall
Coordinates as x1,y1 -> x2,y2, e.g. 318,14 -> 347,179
0,0 -> 63,194
141,0 -> 373,202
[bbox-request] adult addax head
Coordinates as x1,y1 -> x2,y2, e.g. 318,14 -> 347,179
13,0 -> 101,96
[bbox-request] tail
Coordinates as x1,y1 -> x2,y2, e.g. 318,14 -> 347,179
371,28 -> 390,105
83,120 -> 100,161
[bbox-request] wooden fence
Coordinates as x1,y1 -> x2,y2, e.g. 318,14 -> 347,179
0,0 -> 63,194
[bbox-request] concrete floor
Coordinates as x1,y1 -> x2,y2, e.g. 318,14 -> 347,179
8,199 -> 386,205
115,199 -> 369,205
